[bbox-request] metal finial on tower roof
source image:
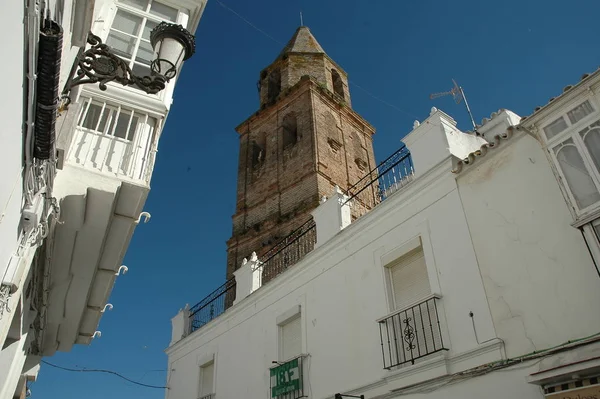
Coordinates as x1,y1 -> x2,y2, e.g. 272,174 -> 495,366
300,11 -> 304,26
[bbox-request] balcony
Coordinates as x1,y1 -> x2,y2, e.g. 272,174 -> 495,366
190,278 -> 237,333
186,146 -> 414,334
67,96 -> 160,183
377,296 -> 447,369
344,144 -> 414,220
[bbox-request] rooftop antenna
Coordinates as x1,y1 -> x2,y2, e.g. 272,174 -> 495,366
300,11 -> 304,26
430,79 -> 479,135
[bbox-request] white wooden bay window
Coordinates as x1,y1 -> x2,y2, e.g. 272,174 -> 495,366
543,99 -> 600,214
106,0 -> 187,83
68,97 -> 160,181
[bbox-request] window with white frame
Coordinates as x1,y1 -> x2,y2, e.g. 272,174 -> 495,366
106,0 -> 181,79
77,97 -> 156,141
279,315 -> 302,362
386,247 -> 431,311
198,361 -> 215,399
542,99 -> 600,213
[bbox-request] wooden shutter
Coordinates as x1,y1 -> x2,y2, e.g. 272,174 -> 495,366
200,362 -> 214,396
389,248 -> 430,310
281,316 -> 302,361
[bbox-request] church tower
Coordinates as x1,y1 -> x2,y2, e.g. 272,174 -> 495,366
226,26 -> 377,277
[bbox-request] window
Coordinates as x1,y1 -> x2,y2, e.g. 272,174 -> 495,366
568,100 -> 594,124
543,116 -> 568,140
282,114 -> 298,149
199,362 -> 215,399
352,131 -> 367,170
331,69 -> 344,99
106,0 -> 179,79
553,138 -> 600,209
279,315 -> 301,361
251,140 -> 264,169
387,247 -> 431,310
77,98 -> 155,141
268,69 -> 281,103
541,99 -> 600,213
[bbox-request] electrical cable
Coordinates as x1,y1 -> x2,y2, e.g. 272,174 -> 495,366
213,0 -> 428,124
40,360 -> 168,389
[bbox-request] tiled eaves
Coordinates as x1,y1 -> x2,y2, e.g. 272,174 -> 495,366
520,67 -> 600,122
451,125 -> 519,174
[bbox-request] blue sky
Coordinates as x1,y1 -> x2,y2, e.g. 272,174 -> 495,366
33,0 -> 600,397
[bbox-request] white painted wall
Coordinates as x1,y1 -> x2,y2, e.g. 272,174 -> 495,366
166,108 -> 600,399
167,158 -> 501,399
456,130 -> 600,358
0,0 -> 26,286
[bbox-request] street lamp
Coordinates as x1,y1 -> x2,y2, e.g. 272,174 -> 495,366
62,22 -> 195,101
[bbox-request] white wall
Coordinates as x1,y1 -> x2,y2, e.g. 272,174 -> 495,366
0,0 -> 25,283
166,159 -> 500,399
457,130 -> 600,358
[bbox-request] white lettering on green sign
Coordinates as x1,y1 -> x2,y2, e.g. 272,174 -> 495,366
270,358 -> 301,397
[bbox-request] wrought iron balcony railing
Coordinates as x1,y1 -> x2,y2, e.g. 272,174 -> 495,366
256,218 -> 316,285
377,296 -> 447,369
189,278 -> 236,333
344,144 -> 414,219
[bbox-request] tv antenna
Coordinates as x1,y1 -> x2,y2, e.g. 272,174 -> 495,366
430,79 -> 478,134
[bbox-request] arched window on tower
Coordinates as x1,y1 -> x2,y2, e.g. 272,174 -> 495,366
251,140 -> 264,169
352,131 -> 368,171
251,130 -> 266,168
331,69 -> 344,100
268,69 -> 281,103
283,113 -> 298,149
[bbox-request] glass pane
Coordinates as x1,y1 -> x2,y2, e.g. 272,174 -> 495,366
554,140 -> 600,209
544,116 -> 568,140
97,108 -> 112,133
106,31 -> 136,59
143,20 -> 158,40
149,1 -> 178,21
568,100 -> 594,124
81,103 -> 102,130
583,128 -> 600,173
136,40 -> 154,64
120,0 -> 148,11
112,9 -> 143,35
112,111 -> 132,139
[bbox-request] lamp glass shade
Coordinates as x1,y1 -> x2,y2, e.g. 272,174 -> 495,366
152,37 -> 185,79
149,22 -> 196,81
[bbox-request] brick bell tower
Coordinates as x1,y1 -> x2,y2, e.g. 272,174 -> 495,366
226,26 -> 377,278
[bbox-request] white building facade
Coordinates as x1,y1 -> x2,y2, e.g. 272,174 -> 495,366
0,0 -> 207,397
166,86 -> 600,397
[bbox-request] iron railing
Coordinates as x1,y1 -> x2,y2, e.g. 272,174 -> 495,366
345,145 -> 414,218
270,355 -> 306,399
256,218 -> 317,285
189,278 -> 236,333
199,395 -> 215,399
378,296 -> 447,369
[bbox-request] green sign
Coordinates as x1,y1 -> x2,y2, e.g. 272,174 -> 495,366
270,358 -> 302,397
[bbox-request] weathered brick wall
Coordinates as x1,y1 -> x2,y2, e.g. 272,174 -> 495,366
286,54 -> 328,89
323,58 -> 351,107
227,58 -> 376,277
227,87 -> 321,278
